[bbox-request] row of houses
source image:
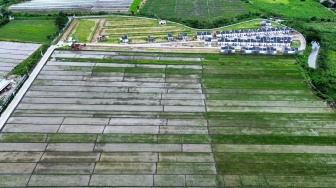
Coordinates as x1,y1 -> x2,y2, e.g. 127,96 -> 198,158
218,36 -> 292,47
214,27 -> 292,38
220,46 -> 299,55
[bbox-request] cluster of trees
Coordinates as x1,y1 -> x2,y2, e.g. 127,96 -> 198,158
0,7 -> 11,27
286,20 -> 336,103
55,11 -> 68,30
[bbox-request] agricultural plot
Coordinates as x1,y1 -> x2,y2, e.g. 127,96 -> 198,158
9,0 -> 133,13
248,0 -> 335,19
100,17 -> 195,43
0,42 -> 41,78
140,0 -> 250,21
0,51 -> 335,187
71,19 -> 99,43
0,20 -> 58,44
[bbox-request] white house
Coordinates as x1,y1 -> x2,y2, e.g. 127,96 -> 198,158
167,33 -> 174,41
182,33 -> 188,41
159,20 -> 167,25
120,35 -> 128,44
204,38 -> 212,47
220,46 -> 236,54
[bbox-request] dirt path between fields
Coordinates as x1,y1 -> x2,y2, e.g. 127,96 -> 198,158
60,19 -> 78,42
91,19 -> 105,43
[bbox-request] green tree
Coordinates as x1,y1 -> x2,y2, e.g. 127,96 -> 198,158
55,11 -> 68,30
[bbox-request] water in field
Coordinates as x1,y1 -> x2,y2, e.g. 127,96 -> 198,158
308,41 -> 320,69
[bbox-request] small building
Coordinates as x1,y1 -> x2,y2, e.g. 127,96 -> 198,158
196,32 -> 202,40
215,31 -> 221,39
167,33 -> 174,41
67,37 -> 76,44
203,31 -> 212,39
120,35 -> 128,44
266,47 -> 277,55
99,35 -> 107,42
204,38 -> 212,47
283,47 -> 299,55
177,34 -> 183,41
220,46 -> 235,54
182,33 -> 188,41
242,46 -> 258,54
0,79 -> 11,94
260,20 -> 272,27
159,20 -> 167,25
148,36 -> 154,43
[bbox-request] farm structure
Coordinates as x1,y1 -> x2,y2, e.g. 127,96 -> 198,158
0,42 -> 41,78
0,50 -> 335,187
9,0 -> 133,12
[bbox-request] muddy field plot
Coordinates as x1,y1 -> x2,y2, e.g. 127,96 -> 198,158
0,42 -> 41,78
0,51 -> 336,187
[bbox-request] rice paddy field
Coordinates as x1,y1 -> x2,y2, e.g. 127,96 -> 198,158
0,20 -> 58,44
140,0 -> 250,21
0,42 -> 41,78
0,50 -> 335,187
140,0 -> 334,21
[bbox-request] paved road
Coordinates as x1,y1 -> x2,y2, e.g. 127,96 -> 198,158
0,45 -> 57,130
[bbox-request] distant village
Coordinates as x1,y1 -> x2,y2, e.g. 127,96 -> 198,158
115,20 -> 299,55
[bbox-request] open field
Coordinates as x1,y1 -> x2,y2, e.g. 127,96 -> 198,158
100,17 -> 195,43
140,0 -> 250,21
9,0 -> 133,13
71,19 -> 98,43
0,42 -> 41,78
140,0 -> 333,22
249,0 -> 335,19
0,20 -> 58,43
0,50 -> 335,187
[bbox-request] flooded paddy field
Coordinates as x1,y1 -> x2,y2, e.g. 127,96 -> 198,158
0,50 -> 335,187
0,42 -> 41,78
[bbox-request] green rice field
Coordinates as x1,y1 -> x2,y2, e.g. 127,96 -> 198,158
140,0 -> 334,22
0,50 -> 335,187
0,19 -> 58,43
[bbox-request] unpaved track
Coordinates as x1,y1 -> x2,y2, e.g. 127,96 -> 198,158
60,19 -> 78,42
91,19 -> 105,43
